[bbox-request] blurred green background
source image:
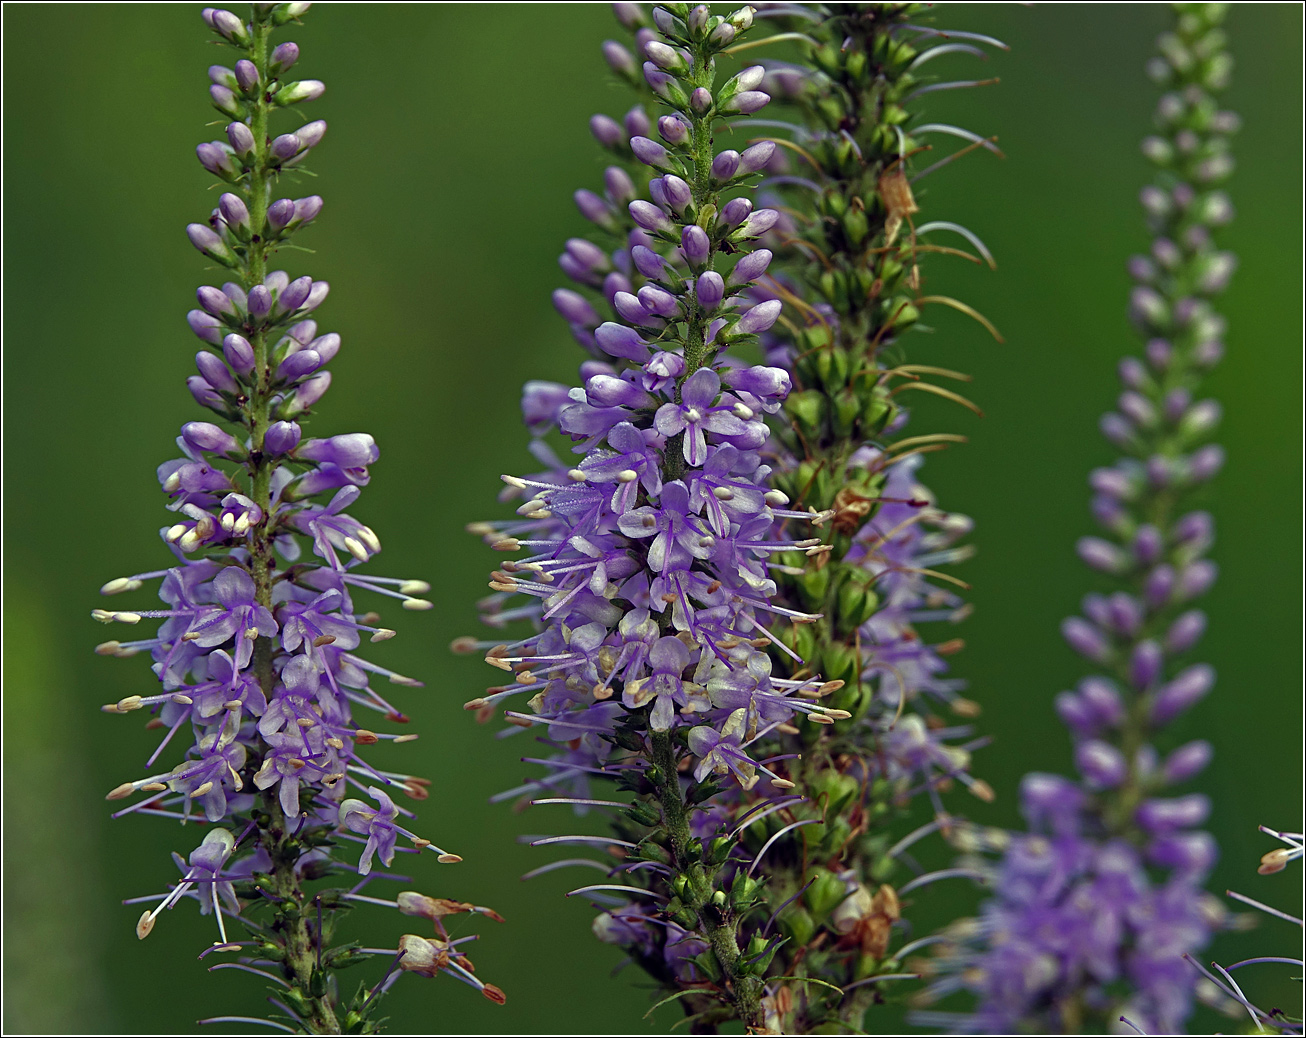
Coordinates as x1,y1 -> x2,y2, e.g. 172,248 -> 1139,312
3,3 -> 1300,1034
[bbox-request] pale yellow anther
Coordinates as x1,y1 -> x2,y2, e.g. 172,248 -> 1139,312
969,779 -> 996,803
492,538 -> 521,551
393,734 -> 419,744
402,598 -> 433,611
764,490 -> 789,507
355,729 -> 379,744
165,524 -> 187,543
312,634 -> 336,647
114,612 -> 143,625
179,530 -> 202,553
771,778 -> 796,789
412,837 -> 431,848
91,609 -> 116,623
181,631 -> 201,642
713,485 -> 734,500
192,781 -> 214,797
220,512 -> 236,531
141,782 -> 167,792
100,577 -> 143,596
370,629 -> 396,642
117,695 -> 144,712
244,628 -> 259,639
809,714 -> 835,725
567,468 -> 587,482
223,699 -> 243,711
288,759 -> 306,770
437,853 -> 463,864
136,910 -> 156,940
617,469 -> 639,483
389,673 -> 422,687
343,536 -> 369,561
297,717 -> 315,728
172,694 -> 194,705
162,472 -> 182,493
326,737 -> 344,750
358,527 -> 382,553
500,474 -> 527,489
1259,848 -> 1294,874
106,782 -> 136,800
232,513 -> 251,535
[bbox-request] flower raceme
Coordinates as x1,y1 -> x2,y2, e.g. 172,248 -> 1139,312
95,5 -> 501,1032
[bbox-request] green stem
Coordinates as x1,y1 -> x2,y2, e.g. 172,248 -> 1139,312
239,8 -> 339,1033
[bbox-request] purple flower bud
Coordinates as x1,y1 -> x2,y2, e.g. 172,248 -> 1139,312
210,64 -> 237,89
1077,536 -> 1127,574
187,310 -> 223,344
1075,740 -> 1127,788
613,291 -> 653,325
637,284 -> 678,318
720,197 -> 753,229
1162,740 -> 1213,785
1176,559 -> 1217,600
296,120 -> 327,151
1089,465 -> 1136,500
628,200 -> 673,234
247,284 -> 272,318
1164,609 -> 1206,654
688,4 -> 709,32
1129,640 -> 1164,690
1139,185 -> 1171,218
182,420 -> 241,457
1145,337 -> 1172,370
602,272 -> 633,302
1151,663 -> 1215,724
1078,677 -> 1124,726
202,7 -> 248,43
602,40 -> 635,75
729,250 -> 772,288
585,374 -> 649,409
1149,831 -> 1217,877
1107,592 -> 1143,636
278,349 -> 322,380
1173,510 -> 1213,549
690,86 -> 713,112
612,1 -> 644,28
222,333 -> 255,374
267,198 -> 297,230
661,175 -> 692,212
1128,255 -> 1156,282
645,351 -> 685,380
724,90 -> 769,114
735,299 -> 782,334
226,121 -> 255,156
1132,524 -> 1163,565
300,281 -> 329,313
217,193 -> 250,235
594,322 -> 650,361
1129,286 -> 1168,329
299,433 -> 379,468
644,40 -> 684,71
269,41 -> 299,74
196,142 -> 237,177
712,150 -> 741,181
630,136 -> 671,169
738,208 -> 780,238
695,272 -> 724,309
264,420 -> 302,455
642,62 -> 682,103
1192,339 -> 1224,369
291,371 -> 331,411
1082,593 -> 1112,628
195,351 -> 238,394
1145,454 -> 1172,489
186,224 -> 235,267
590,114 -> 623,148
1062,617 -> 1111,664
187,376 -> 225,412
275,80 -> 325,106
1137,794 -> 1210,833
624,105 -> 651,138
739,141 -> 776,175
308,333 -> 340,365
658,114 -> 689,145
1099,412 -> 1133,447
1118,356 -> 1148,389
1187,444 -> 1224,482
630,245 -> 665,280
234,59 -> 258,93
271,134 -> 302,161
197,285 -> 236,318
1019,773 -> 1085,835
574,190 -> 610,227
273,276 -> 311,316
1055,692 -> 1096,738
1118,391 -> 1156,427
553,289 -> 600,328
1144,563 -> 1176,608
680,225 -> 710,267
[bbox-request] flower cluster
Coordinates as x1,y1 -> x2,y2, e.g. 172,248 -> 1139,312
462,2 -> 1003,1031
95,5 -> 500,1031
916,6 -> 1238,1032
